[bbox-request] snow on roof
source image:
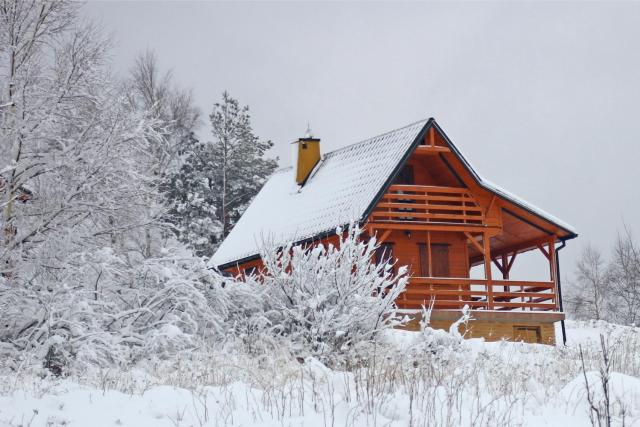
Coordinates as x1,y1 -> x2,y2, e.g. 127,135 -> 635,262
479,177 -> 577,234
210,118 -> 577,269
209,119 -> 428,268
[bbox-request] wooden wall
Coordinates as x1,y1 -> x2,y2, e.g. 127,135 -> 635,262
378,230 -> 469,279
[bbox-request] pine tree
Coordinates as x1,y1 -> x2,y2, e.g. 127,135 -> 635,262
162,134 -> 223,258
209,92 -> 278,237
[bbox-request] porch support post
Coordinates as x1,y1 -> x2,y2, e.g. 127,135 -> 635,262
483,232 -> 493,310
548,237 -> 558,309
427,230 -> 432,276
501,253 -> 509,292
500,254 -> 509,279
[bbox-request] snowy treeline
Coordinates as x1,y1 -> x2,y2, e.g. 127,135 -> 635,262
0,0 -> 315,374
566,227 -> 640,326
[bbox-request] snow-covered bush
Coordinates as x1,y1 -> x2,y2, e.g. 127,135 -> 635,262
0,250 -> 227,374
411,304 -> 471,358
253,224 -> 409,364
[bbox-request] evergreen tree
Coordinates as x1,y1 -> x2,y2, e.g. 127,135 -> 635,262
209,92 -> 278,237
162,134 -> 223,258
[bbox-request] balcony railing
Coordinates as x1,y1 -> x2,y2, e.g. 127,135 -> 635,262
397,277 -> 558,311
371,185 -> 485,225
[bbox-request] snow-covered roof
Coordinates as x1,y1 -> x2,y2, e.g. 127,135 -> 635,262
210,119 -> 428,268
210,118 -> 576,269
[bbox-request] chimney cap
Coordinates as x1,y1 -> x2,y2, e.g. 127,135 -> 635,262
291,123 -> 320,144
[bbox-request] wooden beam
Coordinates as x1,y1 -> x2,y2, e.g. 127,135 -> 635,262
537,244 -> 551,260
414,145 -> 451,155
500,254 -> 509,279
377,229 -> 392,243
500,253 -> 509,292
429,127 -> 435,147
483,232 -> 494,310
388,184 -> 469,193
376,202 -> 484,213
368,222 -> 500,234
506,252 -> 517,273
486,194 -> 497,216
469,236 -> 554,266
427,230 -> 432,277
370,211 -> 484,221
465,232 -> 485,255
549,236 -> 560,310
491,257 -> 505,274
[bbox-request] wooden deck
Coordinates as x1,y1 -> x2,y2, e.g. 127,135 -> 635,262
397,277 -> 558,311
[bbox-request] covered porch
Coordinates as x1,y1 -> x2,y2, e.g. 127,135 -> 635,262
366,183 -> 565,314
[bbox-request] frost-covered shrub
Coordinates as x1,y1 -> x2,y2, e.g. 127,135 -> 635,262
218,277 -> 274,354
0,250 -> 226,374
255,224 -> 409,364
408,305 -> 471,363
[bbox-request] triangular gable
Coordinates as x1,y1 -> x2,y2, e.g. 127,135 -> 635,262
429,121 -> 576,238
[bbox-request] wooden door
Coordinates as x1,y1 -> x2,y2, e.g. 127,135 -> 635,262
418,243 -> 450,277
514,326 -> 542,344
431,244 -> 450,277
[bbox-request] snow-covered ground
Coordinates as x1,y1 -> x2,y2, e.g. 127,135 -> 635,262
2,320 -> 640,427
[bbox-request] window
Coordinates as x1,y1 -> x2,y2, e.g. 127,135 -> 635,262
513,326 -> 542,344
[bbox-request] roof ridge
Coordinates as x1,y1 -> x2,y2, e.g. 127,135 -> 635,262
322,118 -> 429,158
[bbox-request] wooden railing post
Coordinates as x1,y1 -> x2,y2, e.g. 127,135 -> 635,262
483,232 -> 493,310
549,237 -> 558,310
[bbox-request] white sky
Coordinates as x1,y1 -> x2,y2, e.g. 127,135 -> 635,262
84,1 -> 640,283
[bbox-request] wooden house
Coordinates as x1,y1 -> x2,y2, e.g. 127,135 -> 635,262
209,118 -> 577,344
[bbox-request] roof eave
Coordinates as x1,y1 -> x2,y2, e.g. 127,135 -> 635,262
215,224 -> 348,271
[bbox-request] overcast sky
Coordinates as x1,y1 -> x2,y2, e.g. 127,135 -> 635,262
84,1 -> 640,282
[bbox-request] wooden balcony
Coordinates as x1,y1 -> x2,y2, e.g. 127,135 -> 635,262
371,185 -> 485,226
397,277 -> 558,312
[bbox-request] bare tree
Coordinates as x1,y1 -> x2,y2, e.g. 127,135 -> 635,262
0,0 -> 77,253
566,245 -> 609,321
608,226 -> 640,326
125,49 -> 201,257
127,49 -> 200,177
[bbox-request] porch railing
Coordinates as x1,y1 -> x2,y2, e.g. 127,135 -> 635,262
370,185 -> 485,225
397,277 -> 558,311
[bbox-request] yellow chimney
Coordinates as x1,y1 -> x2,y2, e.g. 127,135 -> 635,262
293,136 -> 321,185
